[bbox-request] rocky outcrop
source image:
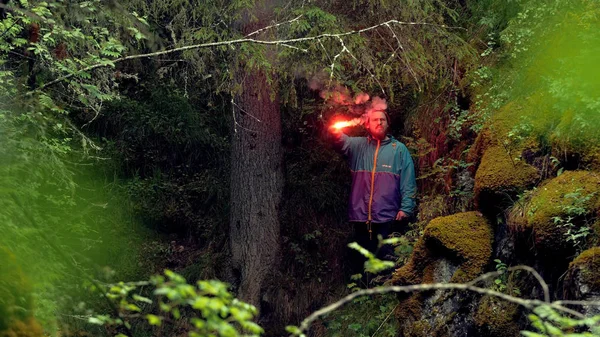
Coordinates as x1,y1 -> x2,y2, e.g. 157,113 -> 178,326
391,212 -> 493,336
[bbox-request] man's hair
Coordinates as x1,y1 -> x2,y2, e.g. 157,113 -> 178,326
366,110 -> 391,126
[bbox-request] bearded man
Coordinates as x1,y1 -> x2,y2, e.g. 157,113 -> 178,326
329,107 -> 417,264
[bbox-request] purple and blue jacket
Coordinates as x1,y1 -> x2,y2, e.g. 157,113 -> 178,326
333,133 -> 417,223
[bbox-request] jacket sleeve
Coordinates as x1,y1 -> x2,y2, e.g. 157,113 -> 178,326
331,132 -> 358,157
399,143 -> 417,217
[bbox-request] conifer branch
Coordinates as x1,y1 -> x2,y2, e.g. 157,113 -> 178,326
33,20 -> 465,92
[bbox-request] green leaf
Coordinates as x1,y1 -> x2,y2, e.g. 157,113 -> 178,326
87,317 -> 104,325
146,314 -> 161,326
133,294 -> 152,304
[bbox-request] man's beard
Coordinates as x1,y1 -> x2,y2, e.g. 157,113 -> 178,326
370,128 -> 387,139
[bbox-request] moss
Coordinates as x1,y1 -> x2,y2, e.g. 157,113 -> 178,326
391,212 -> 493,332
392,212 -> 493,285
474,145 -> 540,210
424,212 -> 494,283
474,296 -> 520,337
512,171 -> 600,251
565,247 -> 600,294
0,318 -> 43,337
404,319 -> 433,337
0,248 -> 33,331
0,248 -> 42,337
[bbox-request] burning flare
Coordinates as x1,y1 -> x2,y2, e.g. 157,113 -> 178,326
332,118 -> 362,129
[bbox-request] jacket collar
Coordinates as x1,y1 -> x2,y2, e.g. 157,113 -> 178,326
367,134 -> 394,144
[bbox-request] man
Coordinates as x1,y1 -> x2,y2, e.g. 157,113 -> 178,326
329,108 -> 417,264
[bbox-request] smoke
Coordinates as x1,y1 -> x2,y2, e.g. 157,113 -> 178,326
309,74 -> 388,125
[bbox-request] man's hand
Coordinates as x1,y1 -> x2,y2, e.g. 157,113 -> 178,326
328,124 -> 343,135
395,210 -> 407,221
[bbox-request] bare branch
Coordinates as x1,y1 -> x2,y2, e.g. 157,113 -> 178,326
371,303 -> 398,337
294,266 -> 584,336
554,300 -> 600,307
327,37 -> 348,88
33,19 -> 465,92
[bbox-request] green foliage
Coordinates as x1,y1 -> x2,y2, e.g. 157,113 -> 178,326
551,189 -> 597,253
348,241 -> 394,275
320,294 -> 399,337
493,259 -> 508,293
87,270 -> 263,337
521,305 -> 600,337
471,0 -> 600,166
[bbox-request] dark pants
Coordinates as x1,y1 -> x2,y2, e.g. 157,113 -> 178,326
347,219 -> 409,276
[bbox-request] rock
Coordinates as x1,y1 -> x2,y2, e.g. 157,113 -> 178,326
474,146 -> 539,212
508,171 -> 600,254
390,212 -> 493,336
563,247 -> 600,316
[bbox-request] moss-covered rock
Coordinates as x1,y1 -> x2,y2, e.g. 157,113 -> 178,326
0,248 -> 43,337
474,146 -> 540,211
391,212 -> 492,336
564,247 -> 600,298
426,212 -> 493,283
474,296 -> 520,337
470,94 -> 567,212
509,171 -> 600,252
392,211 -> 493,285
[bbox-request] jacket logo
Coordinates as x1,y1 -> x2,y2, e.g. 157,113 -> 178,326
382,164 -> 392,168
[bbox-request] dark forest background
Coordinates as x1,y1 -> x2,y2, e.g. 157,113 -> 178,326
1,0 -> 600,336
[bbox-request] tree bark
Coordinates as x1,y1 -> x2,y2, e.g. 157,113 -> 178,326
229,65 -> 283,307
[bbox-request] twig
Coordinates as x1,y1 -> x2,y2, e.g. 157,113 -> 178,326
245,15 -> 303,38
232,100 -> 262,122
328,37 -> 348,88
231,98 -> 259,134
554,300 -> 600,307
371,303 -> 398,337
385,23 -> 421,92
0,17 -> 20,39
468,265 -> 550,303
337,36 -> 386,95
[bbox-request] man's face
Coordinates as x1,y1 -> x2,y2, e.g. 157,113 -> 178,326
366,110 -> 388,140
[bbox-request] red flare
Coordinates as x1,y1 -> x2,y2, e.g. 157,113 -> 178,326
332,118 -> 361,130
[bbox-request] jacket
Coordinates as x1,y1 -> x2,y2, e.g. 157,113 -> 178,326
333,133 -> 417,223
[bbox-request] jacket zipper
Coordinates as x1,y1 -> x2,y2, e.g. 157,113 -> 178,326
367,139 -> 381,239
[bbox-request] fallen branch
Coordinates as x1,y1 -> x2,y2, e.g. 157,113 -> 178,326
294,265 -> 590,336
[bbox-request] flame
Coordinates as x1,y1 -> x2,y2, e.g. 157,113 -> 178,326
332,118 -> 361,129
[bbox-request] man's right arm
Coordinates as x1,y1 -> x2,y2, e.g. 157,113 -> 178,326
328,126 -> 354,156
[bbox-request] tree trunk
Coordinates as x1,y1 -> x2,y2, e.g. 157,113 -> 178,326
229,65 -> 283,307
